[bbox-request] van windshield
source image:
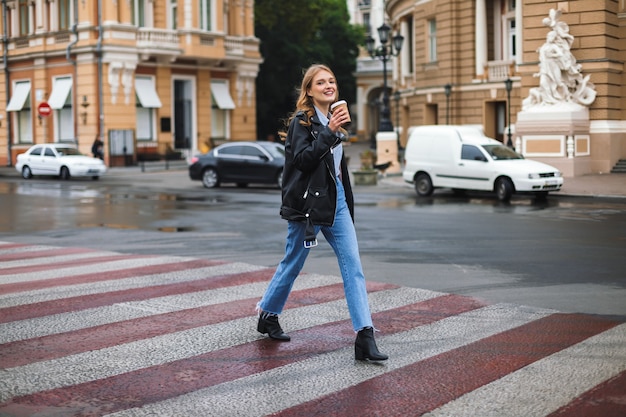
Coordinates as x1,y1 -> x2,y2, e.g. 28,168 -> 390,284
481,145 -> 524,160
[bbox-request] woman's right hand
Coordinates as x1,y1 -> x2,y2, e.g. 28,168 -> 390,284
328,107 -> 348,133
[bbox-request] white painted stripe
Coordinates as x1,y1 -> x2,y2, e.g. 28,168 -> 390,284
0,287 -> 438,401
106,304 -> 555,417
0,251 -> 121,270
423,323 -> 626,417
0,272 -> 335,343
0,244 -> 77,255
0,256 -> 190,284
0,262 -> 265,308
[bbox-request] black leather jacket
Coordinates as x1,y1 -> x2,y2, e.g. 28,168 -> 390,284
279,111 -> 354,242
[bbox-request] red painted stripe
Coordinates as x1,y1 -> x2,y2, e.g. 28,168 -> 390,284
0,242 -> 28,250
278,313 -> 620,417
0,294 -> 484,416
0,258 -> 224,296
0,246 -> 95,263
548,369 -> 626,417
0,254 -> 150,276
0,281 -> 396,368
0,265 -> 269,323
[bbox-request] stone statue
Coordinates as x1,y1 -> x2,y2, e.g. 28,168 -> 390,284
523,9 -> 596,110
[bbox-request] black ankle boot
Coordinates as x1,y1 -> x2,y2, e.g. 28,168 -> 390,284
355,327 -> 388,361
257,312 -> 290,341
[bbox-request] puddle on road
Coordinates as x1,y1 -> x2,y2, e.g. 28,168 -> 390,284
157,226 -> 196,233
78,223 -> 197,233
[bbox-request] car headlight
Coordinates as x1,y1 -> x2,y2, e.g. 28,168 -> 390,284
528,173 -> 540,179
554,171 -> 563,178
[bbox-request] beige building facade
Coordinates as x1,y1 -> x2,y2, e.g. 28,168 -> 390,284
354,0 -> 626,176
1,0 -> 261,167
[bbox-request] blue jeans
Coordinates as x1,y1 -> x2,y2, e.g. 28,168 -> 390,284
258,179 -> 374,332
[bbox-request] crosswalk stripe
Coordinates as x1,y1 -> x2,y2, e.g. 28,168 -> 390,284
273,313 -> 620,417
0,246 -> 98,266
0,258 -> 226,298
0,292 -> 482,413
549,368 -> 626,416
0,279 -> 393,366
0,263 -> 266,324
0,255 -> 191,284
423,323 -> 626,417
0,243 -> 623,417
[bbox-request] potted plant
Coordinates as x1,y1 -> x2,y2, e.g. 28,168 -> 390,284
353,149 -> 378,185
359,149 -> 376,170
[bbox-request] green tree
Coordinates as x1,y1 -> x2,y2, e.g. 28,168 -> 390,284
255,0 -> 364,141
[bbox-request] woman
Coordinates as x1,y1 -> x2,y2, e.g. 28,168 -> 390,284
256,64 -> 387,362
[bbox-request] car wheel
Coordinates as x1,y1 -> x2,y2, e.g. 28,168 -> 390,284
495,177 -> 514,201
201,167 -> 219,188
60,166 -> 71,180
276,170 -> 283,189
415,173 -> 434,197
21,166 -> 33,179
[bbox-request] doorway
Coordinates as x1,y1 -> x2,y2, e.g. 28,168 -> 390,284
172,77 -> 196,151
484,100 -> 506,142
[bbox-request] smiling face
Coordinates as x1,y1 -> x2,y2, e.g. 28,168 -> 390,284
306,69 -> 339,113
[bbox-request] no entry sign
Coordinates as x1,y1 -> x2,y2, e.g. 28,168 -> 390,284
38,102 -> 51,117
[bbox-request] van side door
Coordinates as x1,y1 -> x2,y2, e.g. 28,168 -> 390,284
452,144 -> 492,191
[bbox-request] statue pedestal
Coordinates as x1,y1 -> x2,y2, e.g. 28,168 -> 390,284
516,104 -> 591,177
375,131 -> 401,174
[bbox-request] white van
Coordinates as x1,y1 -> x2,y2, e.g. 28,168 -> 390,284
402,125 -> 564,201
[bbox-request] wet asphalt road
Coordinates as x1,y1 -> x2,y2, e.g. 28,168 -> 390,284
0,171 -> 625,320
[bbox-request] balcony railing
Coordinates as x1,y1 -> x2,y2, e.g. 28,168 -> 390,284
485,60 -> 515,81
136,27 -> 181,53
224,36 -> 244,56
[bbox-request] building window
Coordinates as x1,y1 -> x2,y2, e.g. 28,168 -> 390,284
48,77 -> 74,142
169,0 -> 177,29
508,0 -> 516,12
401,16 -> 414,75
59,0 -> 70,30
362,12 -> 370,34
18,0 -> 31,36
132,0 -> 146,27
6,81 -> 32,144
507,18 -> 516,60
211,81 -> 235,140
428,19 -> 437,62
199,0 -> 212,31
135,76 -> 162,141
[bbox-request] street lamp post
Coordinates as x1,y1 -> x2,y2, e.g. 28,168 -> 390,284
393,90 -> 401,149
504,78 -> 513,148
444,84 -> 452,125
365,24 -> 404,135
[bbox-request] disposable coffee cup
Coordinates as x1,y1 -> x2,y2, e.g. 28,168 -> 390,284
330,100 -> 351,124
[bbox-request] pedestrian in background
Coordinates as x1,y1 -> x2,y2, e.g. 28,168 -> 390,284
256,64 -> 387,362
91,136 -> 104,160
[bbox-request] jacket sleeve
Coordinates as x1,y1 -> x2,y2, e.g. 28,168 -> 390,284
287,114 -> 341,173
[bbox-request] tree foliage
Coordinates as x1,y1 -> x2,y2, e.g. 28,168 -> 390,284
254,0 -> 364,140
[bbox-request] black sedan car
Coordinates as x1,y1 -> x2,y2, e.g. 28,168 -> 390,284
189,141 -> 285,188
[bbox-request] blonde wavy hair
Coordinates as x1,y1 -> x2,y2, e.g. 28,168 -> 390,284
278,64 -> 345,140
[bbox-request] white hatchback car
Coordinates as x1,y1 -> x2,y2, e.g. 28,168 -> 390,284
16,144 -> 107,180
403,125 -> 564,201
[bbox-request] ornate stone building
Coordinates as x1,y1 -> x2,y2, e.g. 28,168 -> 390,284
1,0 -> 261,166
354,0 -> 626,176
